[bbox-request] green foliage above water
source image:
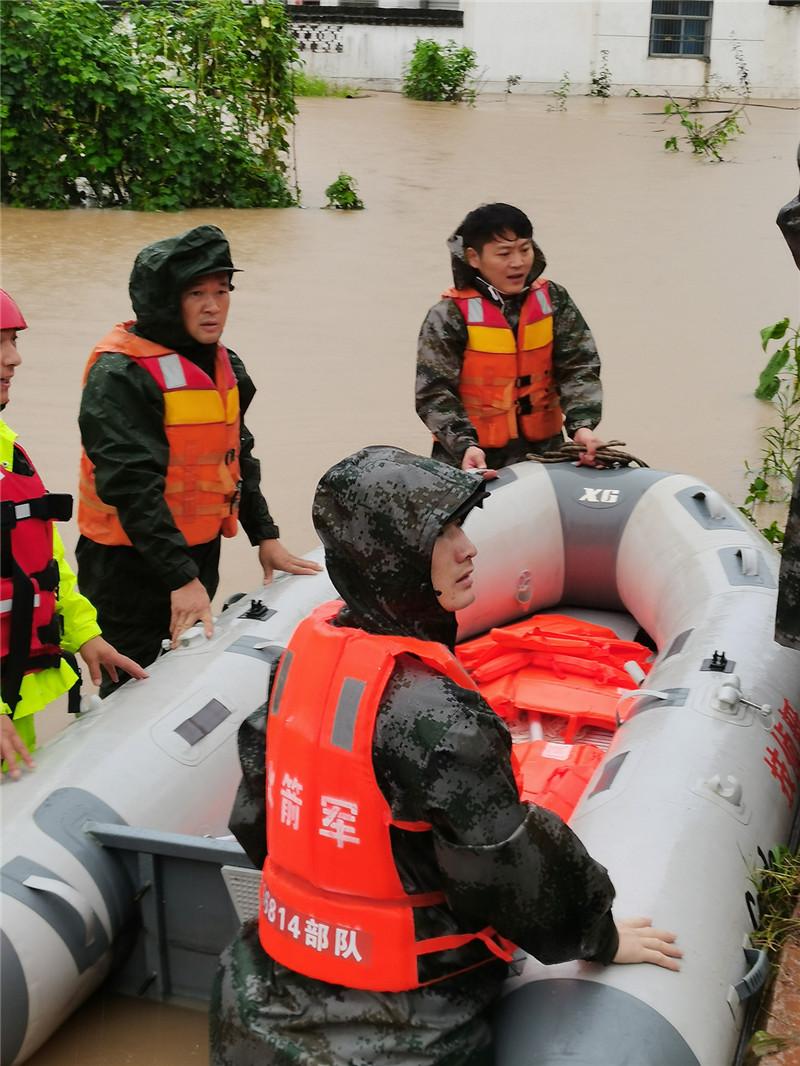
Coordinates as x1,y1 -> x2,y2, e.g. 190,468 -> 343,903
0,0 -> 299,210
324,173 -> 364,210
402,38 -> 478,105
293,71 -> 361,98
589,50 -> 612,98
740,319 -> 800,545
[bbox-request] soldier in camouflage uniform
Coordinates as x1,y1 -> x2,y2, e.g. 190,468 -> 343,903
210,446 -> 680,1065
416,203 -> 604,475
775,147 -> 800,649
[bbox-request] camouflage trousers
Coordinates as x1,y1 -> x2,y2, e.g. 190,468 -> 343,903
776,465 -> 800,649
210,920 -> 506,1066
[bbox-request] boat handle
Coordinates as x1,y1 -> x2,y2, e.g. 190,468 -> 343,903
22,874 -> 96,947
693,489 -> 727,521
733,947 -> 769,1002
737,548 -> 760,576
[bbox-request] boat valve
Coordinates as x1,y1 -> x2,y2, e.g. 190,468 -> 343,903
711,674 -> 773,725
707,773 -> 743,806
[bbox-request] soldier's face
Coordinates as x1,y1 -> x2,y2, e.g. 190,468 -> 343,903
465,232 -> 534,295
181,273 -> 231,344
0,329 -> 22,406
431,520 -> 478,613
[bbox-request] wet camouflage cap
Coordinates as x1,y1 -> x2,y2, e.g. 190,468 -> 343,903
313,446 -> 487,645
129,224 -> 240,350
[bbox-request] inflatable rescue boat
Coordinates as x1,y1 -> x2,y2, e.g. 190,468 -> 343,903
2,460 -> 798,1066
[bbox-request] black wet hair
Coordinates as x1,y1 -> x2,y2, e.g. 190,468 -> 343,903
457,203 -> 533,253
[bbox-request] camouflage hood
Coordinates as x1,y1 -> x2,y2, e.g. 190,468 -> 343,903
776,143 -> 800,271
447,230 -> 547,298
313,446 -> 487,646
128,224 -> 239,352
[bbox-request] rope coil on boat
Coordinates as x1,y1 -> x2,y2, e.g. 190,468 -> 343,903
526,439 -> 650,468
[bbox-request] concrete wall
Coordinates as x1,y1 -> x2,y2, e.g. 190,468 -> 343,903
462,1 -> 800,98
293,1 -> 800,99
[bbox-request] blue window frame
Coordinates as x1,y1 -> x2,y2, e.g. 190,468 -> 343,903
649,1 -> 713,58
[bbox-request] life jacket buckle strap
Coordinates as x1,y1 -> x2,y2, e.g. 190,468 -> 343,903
515,374 -> 532,388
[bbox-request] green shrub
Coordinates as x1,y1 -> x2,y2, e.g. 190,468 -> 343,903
402,38 -> 477,104
0,0 -> 298,210
324,173 -> 364,210
293,71 -> 359,98
740,319 -> 800,544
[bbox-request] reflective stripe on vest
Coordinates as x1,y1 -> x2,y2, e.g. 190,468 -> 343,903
259,600 -> 515,991
0,442 -> 70,712
77,323 -> 241,548
447,283 -> 563,450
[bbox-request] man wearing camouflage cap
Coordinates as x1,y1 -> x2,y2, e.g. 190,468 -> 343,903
77,225 -> 319,692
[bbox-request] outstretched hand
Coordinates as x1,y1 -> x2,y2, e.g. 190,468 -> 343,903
79,635 -> 150,687
613,917 -> 682,971
1,715 -> 35,779
259,539 -> 323,585
461,445 -> 498,480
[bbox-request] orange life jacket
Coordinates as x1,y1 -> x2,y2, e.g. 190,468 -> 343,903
78,324 -> 241,547
1,441 -> 73,712
445,283 -> 563,449
260,600 -> 516,992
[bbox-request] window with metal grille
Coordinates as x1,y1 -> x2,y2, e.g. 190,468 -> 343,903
649,1 -> 713,58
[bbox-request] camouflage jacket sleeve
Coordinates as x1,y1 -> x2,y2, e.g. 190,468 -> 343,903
549,282 -> 603,436
228,352 -> 280,544
228,704 -> 269,869
374,657 -> 619,966
415,300 -> 478,464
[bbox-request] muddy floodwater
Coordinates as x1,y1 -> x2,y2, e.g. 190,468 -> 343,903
2,91 -> 798,1065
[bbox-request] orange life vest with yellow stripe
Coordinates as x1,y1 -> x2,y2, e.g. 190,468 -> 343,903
446,282 -> 563,450
260,600 -> 516,992
78,323 -> 241,547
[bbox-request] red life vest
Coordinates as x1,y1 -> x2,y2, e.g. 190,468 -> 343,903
260,601 -> 516,992
78,324 -> 241,548
0,441 -> 73,712
445,283 -> 563,449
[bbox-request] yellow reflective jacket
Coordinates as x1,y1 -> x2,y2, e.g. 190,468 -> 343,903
1,420 -> 101,748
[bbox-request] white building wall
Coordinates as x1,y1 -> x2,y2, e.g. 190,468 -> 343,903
463,0 -> 800,98
295,1 -> 800,98
295,21 -> 462,90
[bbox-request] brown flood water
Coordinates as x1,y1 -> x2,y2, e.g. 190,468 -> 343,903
2,91 -> 798,1064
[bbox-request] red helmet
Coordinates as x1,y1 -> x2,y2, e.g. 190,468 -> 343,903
0,290 -> 27,330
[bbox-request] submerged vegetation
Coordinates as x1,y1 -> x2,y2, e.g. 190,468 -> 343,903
747,848 -> 800,1060
294,71 -> 361,98
0,0 -> 298,209
662,39 -> 751,161
547,72 -> 571,112
324,172 -> 364,210
740,319 -> 800,545
402,38 -> 478,104
589,51 -> 612,98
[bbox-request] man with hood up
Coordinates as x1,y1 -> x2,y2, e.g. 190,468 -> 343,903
416,203 -> 605,475
210,446 -> 680,1066
77,225 -> 320,693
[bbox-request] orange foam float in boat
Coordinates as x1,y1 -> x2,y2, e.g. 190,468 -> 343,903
458,614 -> 654,819
512,740 -> 604,823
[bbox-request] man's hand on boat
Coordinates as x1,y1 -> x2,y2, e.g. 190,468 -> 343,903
612,917 -> 683,971
79,636 -> 149,688
170,577 -> 215,647
461,446 -> 498,479
572,427 -> 606,467
258,538 -> 323,585
1,715 -> 36,779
